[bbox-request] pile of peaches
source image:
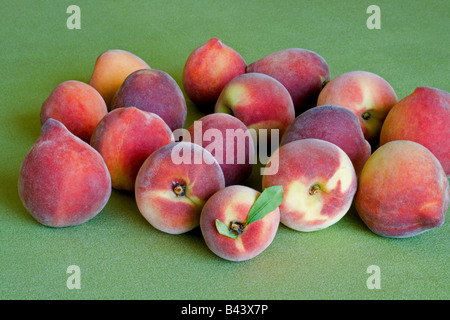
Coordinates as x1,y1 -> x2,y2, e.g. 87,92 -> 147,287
18,38 -> 449,261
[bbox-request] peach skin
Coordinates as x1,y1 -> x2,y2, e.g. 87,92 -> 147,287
18,119 -> 111,227
135,142 -> 225,234
90,107 -> 174,191
380,87 -> 450,177
40,80 -> 108,143
355,140 -> 449,238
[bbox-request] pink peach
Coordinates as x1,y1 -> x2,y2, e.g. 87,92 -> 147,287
355,140 -> 449,238
90,107 -> 174,191
183,113 -> 255,186
214,73 -> 295,138
200,185 -> 280,261
183,38 -> 246,112
317,71 -> 398,142
380,87 -> 450,177
18,119 -> 111,227
111,69 -> 187,131
262,139 -> 357,232
40,80 -> 108,142
247,48 -> 330,113
281,104 -> 371,175
135,142 -> 225,234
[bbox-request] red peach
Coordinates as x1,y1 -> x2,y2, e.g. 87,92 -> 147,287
135,142 -> 225,234
214,73 -> 295,138
247,48 -> 330,113
183,113 -> 255,186
380,87 -> 450,177
111,69 -> 187,131
18,119 -> 111,227
317,71 -> 398,142
200,185 -> 280,261
90,107 -> 174,191
183,38 -> 246,112
355,140 -> 449,238
281,104 -> 371,175
89,49 -> 150,107
40,80 -> 108,142
262,139 -> 357,232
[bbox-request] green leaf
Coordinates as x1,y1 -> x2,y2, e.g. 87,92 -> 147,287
214,186 -> 284,240
246,185 -> 284,226
215,219 -> 238,239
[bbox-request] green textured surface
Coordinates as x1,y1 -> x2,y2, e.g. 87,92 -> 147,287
1,0 -> 449,300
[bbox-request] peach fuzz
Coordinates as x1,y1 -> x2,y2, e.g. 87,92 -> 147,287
18,119 -> 111,227
183,113 -> 255,186
135,142 -> 225,234
380,87 -> 450,177
89,49 -> 150,107
262,139 -> 357,232
40,80 -> 108,143
182,37 -> 246,112
247,48 -> 330,113
200,185 -> 280,262
111,68 -> 187,132
355,140 -> 449,238
90,107 -> 174,191
214,73 -> 295,138
317,71 -> 398,142
281,104 -> 371,175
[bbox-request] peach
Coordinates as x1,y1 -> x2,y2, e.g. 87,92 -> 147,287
214,73 -> 295,138
281,104 -> 371,175
182,113 -> 255,186
317,71 -> 398,143
90,107 -> 174,191
182,38 -> 246,112
88,49 -> 150,107
40,80 -> 108,143
200,185 -> 280,261
380,87 -> 450,177
135,142 -> 225,234
111,69 -> 187,131
246,48 -> 330,113
18,119 -> 111,227
262,139 -> 357,232
355,140 -> 449,238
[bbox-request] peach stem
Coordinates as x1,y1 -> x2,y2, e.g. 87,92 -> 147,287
229,221 -> 246,235
309,184 -> 321,195
173,183 -> 186,197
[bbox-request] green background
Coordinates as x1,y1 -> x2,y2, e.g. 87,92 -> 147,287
1,0 -> 449,300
